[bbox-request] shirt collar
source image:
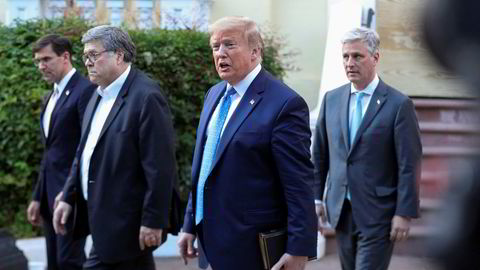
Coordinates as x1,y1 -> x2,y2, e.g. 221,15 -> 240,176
96,65 -> 131,99
54,68 -> 76,95
350,74 -> 379,96
226,63 -> 261,97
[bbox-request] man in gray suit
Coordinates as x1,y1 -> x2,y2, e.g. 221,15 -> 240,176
312,27 -> 422,270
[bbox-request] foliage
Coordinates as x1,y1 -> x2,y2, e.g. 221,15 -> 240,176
0,18 -> 289,237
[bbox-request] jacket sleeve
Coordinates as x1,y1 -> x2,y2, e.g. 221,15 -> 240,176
271,95 -> 317,257
393,98 -> 422,218
312,92 -> 330,201
139,90 -> 177,228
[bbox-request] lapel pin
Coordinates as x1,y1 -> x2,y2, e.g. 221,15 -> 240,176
250,99 -> 255,105
377,99 -> 380,105
65,90 -> 70,96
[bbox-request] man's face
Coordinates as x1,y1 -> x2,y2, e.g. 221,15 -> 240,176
34,44 -> 68,84
342,40 -> 379,90
210,28 -> 256,85
83,40 -> 116,88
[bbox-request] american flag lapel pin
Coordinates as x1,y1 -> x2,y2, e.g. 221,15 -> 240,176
250,99 -> 255,105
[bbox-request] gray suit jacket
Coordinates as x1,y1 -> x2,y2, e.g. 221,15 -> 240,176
312,79 -> 422,236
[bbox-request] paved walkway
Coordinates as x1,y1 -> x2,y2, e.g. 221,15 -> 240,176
17,235 -> 438,270
154,255 -> 438,270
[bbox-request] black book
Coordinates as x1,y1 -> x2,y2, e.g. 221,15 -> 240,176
258,229 -> 316,269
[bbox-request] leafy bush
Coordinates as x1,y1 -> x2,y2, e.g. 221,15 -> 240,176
0,18 -> 289,237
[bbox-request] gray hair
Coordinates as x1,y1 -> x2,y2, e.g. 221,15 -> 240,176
82,25 -> 136,63
341,27 -> 380,55
209,16 -> 264,58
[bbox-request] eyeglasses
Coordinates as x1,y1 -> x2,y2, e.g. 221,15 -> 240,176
33,56 -> 55,67
82,50 -> 110,63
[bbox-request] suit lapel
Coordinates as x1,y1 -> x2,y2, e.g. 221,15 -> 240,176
82,92 -> 101,138
191,82 -> 226,185
209,70 -> 265,172
47,72 -> 80,140
340,85 -> 351,150
96,67 -> 136,142
40,90 -> 53,143
349,80 -> 388,153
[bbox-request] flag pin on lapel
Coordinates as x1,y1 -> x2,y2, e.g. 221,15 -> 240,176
377,99 -> 380,105
66,90 -> 70,96
250,99 -> 255,105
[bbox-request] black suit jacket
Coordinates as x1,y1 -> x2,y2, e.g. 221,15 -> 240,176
33,71 -> 95,216
62,67 -> 177,263
312,79 -> 422,237
183,69 -> 317,269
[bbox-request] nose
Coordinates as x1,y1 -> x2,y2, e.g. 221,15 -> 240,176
84,58 -> 93,67
38,62 -> 47,70
216,44 -> 227,57
345,56 -> 355,67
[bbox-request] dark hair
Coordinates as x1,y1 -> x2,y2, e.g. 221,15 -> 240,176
32,34 -> 73,61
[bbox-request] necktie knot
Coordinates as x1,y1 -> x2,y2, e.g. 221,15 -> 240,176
225,87 -> 237,99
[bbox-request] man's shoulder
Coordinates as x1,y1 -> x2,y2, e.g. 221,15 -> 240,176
261,69 -> 302,99
325,83 -> 349,99
380,80 -> 411,103
68,71 -> 95,96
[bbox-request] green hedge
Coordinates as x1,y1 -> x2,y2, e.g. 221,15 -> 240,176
0,18 -> 288,237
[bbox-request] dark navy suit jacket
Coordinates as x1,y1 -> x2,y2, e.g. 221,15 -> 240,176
62,68 -> 177,263
33,71 -> 95,216
183,69 -> 317,270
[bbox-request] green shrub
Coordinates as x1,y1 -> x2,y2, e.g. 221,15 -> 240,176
0,18 -> 289,237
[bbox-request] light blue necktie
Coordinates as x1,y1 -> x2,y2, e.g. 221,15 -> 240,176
196,87 -> 237,225
347,92 -> 366,200
350,92 -> 366,146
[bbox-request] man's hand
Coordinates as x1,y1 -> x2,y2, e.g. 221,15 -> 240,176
52,201 -> 72,235
271,253 -> 308,270
390,215 -> 411,242
53,191 -> 63,210
139,226 -> 163,250
177,232 -> 198,265
315,203 -> 327,233
27,201 -> 43,226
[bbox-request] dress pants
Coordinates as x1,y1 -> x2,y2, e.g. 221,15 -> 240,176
83,246 -> 155,270
42,205 -> 86,270
335,200 -> 394,270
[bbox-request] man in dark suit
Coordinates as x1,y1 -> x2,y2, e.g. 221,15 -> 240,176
52,25 -> 177,269
312,27 -> 422,270
177,16 -> 317,270
27,34 -> 95,270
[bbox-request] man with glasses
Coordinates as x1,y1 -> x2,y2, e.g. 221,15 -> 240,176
28,34 -> 95,270
53,25 -> 177,269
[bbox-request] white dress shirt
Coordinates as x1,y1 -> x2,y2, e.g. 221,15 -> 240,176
80,65 -> 131,199
348,74 -> 379,129
207,63 -> 262,136
43,68 -> 76,138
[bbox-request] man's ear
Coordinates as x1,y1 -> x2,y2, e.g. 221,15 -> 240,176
251,47 -> 259,61
116,50 -> 124,63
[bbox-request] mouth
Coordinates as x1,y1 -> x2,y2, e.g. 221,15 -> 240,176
218,62 -> 231,71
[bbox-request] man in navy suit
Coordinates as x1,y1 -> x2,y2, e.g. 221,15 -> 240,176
312,27 -> 422,270
53,25 -> 177,269
177,16 -> 317,270
28,34 -> 95,270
